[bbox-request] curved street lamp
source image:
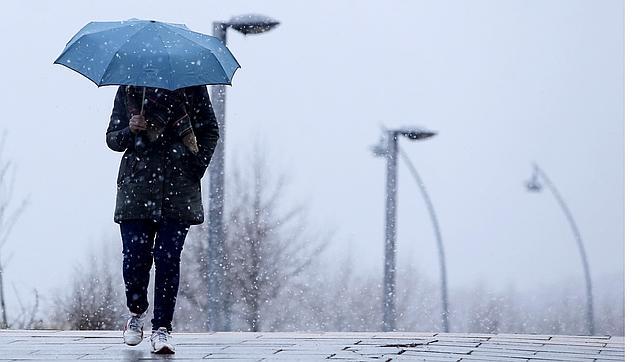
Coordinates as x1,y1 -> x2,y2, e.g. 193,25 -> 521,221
525,163 -> 595,335
207,14 -> 280,332
372,127 -> 438,331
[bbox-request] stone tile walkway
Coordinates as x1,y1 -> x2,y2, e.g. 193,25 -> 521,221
0,330 -> 624,361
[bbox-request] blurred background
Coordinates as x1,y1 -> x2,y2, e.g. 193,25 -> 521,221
0,0 -> 623,334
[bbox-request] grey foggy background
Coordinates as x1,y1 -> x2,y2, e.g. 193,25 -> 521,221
0,0 -> 623,318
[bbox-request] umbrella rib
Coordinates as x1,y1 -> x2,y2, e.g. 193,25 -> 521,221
163,22 -> 240,70
60,21 -> 128,52
98,24 -> 153,85
167,30 -> 233,84
155,28 -> 178,89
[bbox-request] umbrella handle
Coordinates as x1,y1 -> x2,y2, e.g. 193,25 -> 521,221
140,86 -> 146,116
134,86 -> 146,153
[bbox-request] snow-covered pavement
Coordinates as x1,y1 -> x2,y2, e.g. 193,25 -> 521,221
0,330 -> 624,361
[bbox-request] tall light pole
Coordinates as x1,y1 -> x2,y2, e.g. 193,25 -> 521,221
372,127 -> 436,332
525,163 -> 595,335
208,14 -> 280,332
398,148 -> 450,333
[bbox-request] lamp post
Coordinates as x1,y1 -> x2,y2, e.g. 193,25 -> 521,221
525,163 -> 595,335
372,127 -> 436,332
208,14 -> 280,333
398,148 -> 450,332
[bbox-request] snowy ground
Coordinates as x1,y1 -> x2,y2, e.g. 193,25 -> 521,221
0,330 -> 624,361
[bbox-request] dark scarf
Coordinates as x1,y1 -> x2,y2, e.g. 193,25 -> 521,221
125,86 -> 198,154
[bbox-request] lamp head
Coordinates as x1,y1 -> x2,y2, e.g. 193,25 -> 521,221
525,179 -> 543,192
525,166 -> 543,192
395,127 -> 437,140
228,14 -> 280,35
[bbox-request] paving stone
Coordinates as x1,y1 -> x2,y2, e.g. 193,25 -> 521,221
469,349 -> 537,359
396,355 -> 462,361
460,357 -> 529,362
531,351 -> 597,361
460,356 -> 530,362
477,341 -> 544,351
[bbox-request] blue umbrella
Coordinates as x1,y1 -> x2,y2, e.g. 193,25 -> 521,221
54,19 -> 240,91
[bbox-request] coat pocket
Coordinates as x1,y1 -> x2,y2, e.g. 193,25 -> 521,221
116,154 -> 138,186
173,142 -> 202,182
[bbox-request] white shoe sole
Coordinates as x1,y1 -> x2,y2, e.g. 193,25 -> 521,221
151,344 -> 175,354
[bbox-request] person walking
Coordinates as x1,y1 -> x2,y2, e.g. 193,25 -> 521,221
106,84 -> 218,354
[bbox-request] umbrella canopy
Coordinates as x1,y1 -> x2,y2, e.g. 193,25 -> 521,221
54,19 -> 240,90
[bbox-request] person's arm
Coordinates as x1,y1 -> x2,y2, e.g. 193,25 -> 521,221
106,86 -> 135,152
184,85 -> 219,179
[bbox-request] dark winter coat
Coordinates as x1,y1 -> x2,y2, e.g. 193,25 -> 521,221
106,85 -> 219,225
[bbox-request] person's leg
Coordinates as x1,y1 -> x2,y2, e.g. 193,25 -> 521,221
120,220 -> 157,315
151,220 -> 190,332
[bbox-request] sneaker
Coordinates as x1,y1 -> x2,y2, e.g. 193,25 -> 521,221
122,312 -> 145,346
150,327 -> 175,354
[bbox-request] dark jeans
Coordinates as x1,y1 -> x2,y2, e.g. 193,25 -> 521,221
120,219 -> 190,332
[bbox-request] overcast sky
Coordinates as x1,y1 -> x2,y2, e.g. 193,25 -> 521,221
0,0 -> 623,315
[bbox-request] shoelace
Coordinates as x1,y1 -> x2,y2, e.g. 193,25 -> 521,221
128,316 -> 143,331
121,312 -> 144,331
153,329 -> 170,343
